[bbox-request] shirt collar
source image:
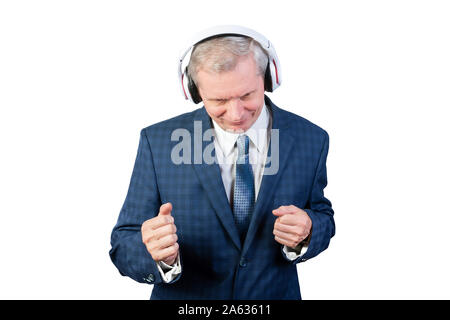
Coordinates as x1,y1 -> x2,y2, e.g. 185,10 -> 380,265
212,103 -> 270,157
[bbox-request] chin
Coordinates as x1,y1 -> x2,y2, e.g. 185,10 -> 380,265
225,122 -> 250,133
228,128 -> 245,133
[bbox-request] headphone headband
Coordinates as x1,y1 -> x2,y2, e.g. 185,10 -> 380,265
178,25 -> 282,104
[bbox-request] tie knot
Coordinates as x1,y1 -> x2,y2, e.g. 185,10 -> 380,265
237,134 -> 250,158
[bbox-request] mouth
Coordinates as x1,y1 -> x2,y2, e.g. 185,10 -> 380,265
229,120 -> 245,125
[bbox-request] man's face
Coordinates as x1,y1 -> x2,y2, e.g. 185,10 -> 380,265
196,54 -> 265,133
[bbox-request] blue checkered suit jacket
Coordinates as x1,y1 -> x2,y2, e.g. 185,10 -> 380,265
109,96 -> 335,300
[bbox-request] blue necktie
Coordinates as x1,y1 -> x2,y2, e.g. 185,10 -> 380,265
233,135 -> 255,242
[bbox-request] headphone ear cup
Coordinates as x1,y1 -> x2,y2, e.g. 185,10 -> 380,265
181,70 -> 193,102
187,75 -> 202,104
268,58 -> 281,91
264,61 -> 273,92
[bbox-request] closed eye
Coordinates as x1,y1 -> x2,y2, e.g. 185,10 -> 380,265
215,99 -> 227,105
241,91 -> 254,100
209,90 -> 255,104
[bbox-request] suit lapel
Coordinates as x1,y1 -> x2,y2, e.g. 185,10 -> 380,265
190,107 -> 242,252
242,98 -> 295,255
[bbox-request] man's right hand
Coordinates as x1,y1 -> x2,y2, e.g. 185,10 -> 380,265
141,202 -> 179,266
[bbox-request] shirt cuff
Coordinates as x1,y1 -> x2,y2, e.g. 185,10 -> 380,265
283,234 -> 311,261
156,255 -> 182,283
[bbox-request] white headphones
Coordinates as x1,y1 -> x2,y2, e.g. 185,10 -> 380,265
178,25 -> 282,104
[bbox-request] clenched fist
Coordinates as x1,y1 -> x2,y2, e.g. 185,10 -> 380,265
272,205 -> 312,249
141,202 -> 179,265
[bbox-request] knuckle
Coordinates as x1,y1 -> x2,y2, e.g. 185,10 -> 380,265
142,233 -> 151,244
160,226 -> 166,235
141,223 -> 150,235
149,240 -> 159,250
147,229 -> 156,239
151,253 -> 159,261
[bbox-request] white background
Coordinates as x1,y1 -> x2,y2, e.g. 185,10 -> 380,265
1,0 -> 449,299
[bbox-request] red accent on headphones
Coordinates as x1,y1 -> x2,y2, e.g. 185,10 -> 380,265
272,59 -> 279,85
181,73 -> 188,99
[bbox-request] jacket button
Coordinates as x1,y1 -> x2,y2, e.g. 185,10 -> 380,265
143,273 -> 154,283
239,257 -> 247,267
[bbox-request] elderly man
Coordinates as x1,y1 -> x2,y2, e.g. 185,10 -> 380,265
109,25 -> 335,300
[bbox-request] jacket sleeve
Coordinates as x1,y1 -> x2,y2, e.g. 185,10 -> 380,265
286,130 -> 335,264
109,128 -> 181,285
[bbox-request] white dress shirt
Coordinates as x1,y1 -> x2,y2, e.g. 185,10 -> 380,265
157,103 -> 308,283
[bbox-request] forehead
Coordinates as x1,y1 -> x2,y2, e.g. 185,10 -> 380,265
197,56 -> 262,99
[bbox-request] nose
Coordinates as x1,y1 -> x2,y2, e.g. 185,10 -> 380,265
228,98 -> 244,122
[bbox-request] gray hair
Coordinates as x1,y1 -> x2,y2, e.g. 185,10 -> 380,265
187,35 -> 269,87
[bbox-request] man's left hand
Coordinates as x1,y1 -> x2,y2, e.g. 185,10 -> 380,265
272,205 -> 312,249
